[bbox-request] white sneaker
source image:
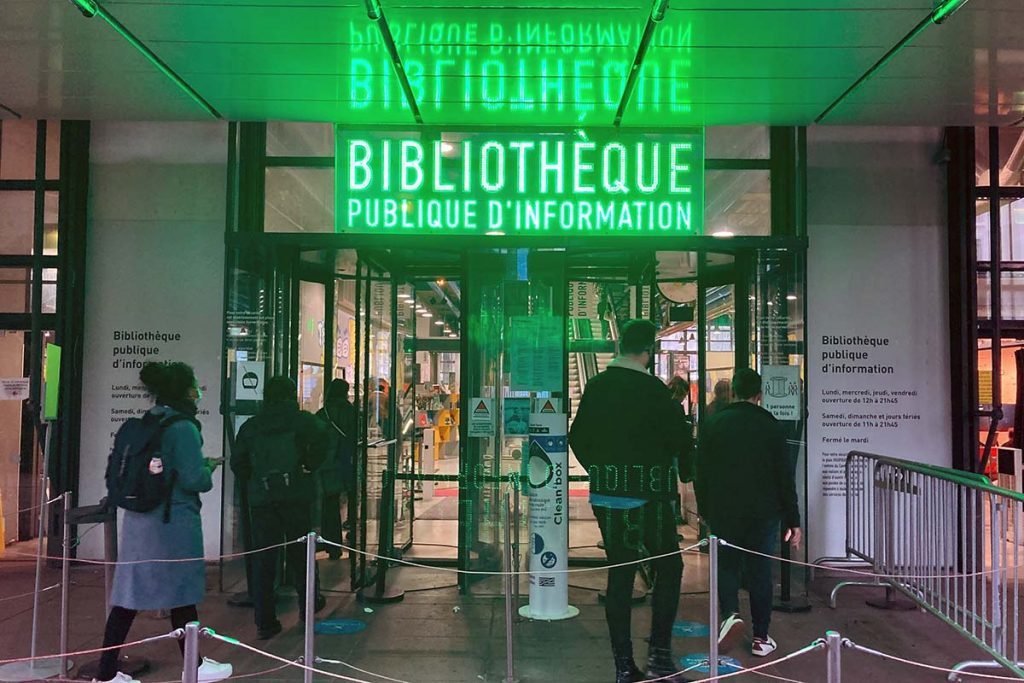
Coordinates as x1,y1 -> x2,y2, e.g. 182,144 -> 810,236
751,635 -> 778,657
197,657 -> 233,683
718,613 -> 745,653
92,673 -> 140,683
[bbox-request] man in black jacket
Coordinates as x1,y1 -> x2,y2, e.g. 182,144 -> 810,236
232,376 -> 330,640
696,368 -> 801,658
316,378 -> 357,560
570,320 -> 690,683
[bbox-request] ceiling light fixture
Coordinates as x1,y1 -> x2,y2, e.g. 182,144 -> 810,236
932,0 -> 969,24
421,312 -> 433,318
786,294 -> 798,301
712,230 -> 735,238
434,320 -> 445,326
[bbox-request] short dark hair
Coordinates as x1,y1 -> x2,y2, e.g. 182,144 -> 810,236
326,378 -> 350,401
140,362 -> 196,403
732,368 -> 762,400
265,376 -> 297,403
620,319 -> 657,355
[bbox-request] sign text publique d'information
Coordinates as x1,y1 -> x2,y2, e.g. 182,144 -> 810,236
335,129 -> 704,236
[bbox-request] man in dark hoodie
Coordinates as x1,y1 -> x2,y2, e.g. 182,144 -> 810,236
316,378 -> 357,560
569,319 -> 690,683
232,376 -> 330,640
697,368 -> 801,659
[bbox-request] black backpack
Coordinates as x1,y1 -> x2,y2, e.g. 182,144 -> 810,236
105,413 -> 188,522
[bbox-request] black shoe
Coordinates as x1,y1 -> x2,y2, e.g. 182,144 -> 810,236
613,655 -> 645,683
299,594 -> 327,621
256,621 -> 282,640
646,646 -> 690,681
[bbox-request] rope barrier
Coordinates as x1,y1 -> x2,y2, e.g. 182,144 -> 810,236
3,537 -> 302,566
0,629 -> 181,666
846,638 -> 1024,681
5,495 -> 64,517
319,537 -> 708,576
316,656 -> 413,683
721,539 -> 1019,581
203,629 -> 402,683
0,582 -> 59,603
640,640 -> 823,683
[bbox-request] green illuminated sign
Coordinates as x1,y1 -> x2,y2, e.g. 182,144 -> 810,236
335,128 -> 704,236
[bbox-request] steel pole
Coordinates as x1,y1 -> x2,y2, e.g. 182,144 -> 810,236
826,631 -> 841,683
304,531 -> 317,683
28,424 -> 53,667
709,536 -> 720,675
503,491 -> 516,683
181,622 -> 200,683
59,492 -> 71,675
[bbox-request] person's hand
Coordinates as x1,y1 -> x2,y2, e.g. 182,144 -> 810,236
205,457 -> 224,471
784,527 -> 802,551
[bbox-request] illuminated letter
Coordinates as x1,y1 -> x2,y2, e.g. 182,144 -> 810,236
669,143 -> 691,194
382,140 -> 391,191
601,143 -> 628,194
383,198 -> 398,228
489,200 -> 504,229
433,141 -> 455,193
401,140 -> 424,191
349,140 -> 372,191
539,141 -> 564,194
509,141 -> 535,193
481,141 -> 506,193
347,198 -> 363,225
573,142 -> 596,194
637,143 -> 659,194
677,202 -> 692,231
350,59 -> 373,109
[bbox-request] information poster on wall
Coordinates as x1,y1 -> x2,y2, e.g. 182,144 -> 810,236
807,223 -> 950,560
509,316 -> 563,391
469,398 -> 494,437
762,365 -> 801,421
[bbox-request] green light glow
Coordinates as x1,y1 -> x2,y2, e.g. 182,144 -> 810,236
335,128 -> 704,236
931,0 -> 969,24
70,0 -> 98,18
345,18 -> 692,123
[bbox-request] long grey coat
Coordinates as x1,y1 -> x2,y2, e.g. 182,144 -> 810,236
110,405 -> 212,610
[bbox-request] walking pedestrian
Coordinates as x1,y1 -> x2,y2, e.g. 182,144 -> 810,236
570,320 -> 691,683
317,378 -> 357,559
696,368 -> 801,658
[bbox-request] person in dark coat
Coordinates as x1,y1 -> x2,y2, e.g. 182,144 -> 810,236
316,378 -> 356,560
232,376 -> 330,640
96,362 -> 232,683
705,378 -> 731,417
696,368 -> 801,659
569,320 -> 690,683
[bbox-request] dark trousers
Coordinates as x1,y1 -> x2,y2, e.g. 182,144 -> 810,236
98,605 -> 198,680
251,502 -> 319,629
715,518 -> 778,639
320,492 -> 347,554
593,500 -> 682,658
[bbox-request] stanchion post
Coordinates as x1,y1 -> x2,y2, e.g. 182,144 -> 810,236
59,492 -> 71,676
512,477 -> 521,612
502,491 -> 516,683
181,622 -> 200,683
826,630 -> 841,683
28,425 -> 54,667
708,535 -> 720,675
304,531 -> 316,683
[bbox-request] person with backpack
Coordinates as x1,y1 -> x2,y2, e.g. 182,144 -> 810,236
232,375 -> 330,640
97,362 -> 232,683
316,378 -> 356,560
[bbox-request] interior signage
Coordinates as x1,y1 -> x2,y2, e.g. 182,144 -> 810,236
335,129 -> 704,236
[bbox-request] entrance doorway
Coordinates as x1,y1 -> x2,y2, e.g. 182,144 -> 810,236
265,245 -> 786,595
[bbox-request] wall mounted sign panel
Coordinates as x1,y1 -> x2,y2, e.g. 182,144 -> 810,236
335,128 -> 704,237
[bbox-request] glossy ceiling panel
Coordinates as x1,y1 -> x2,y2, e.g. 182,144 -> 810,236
2,0 -> 1024,125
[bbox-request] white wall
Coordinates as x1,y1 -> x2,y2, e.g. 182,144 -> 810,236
806,127 -> 952,560
79,122 -> 227,559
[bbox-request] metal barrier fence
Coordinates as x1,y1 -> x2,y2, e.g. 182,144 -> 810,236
828,450 -> 1024,681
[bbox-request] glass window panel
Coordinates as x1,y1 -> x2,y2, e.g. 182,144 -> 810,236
44,191 -> 58,255
42,267 -> 56,314
0,267 -> 30,313
0,120 -> 36,180
706,126 -> 769,159
705,170 -> 770,237
265,167 -> 334,233
975,198 -> 1024,262
1001,271 -> 1024,320
976,126 -> 991,186
977,128 -> 1024,188
267,122 -> 334,157
978,271 -> 991,319
0,192 -> 34,254
977,199 -> 992,261
45,120 -> 60,180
